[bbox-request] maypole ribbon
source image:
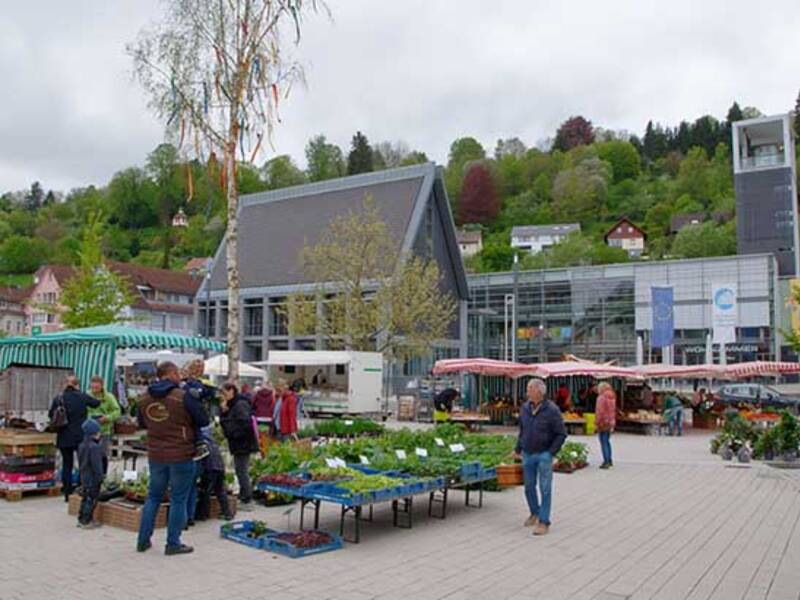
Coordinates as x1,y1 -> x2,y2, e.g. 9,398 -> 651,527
186,163 -> 194,202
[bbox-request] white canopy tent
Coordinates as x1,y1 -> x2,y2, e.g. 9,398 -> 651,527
252,351 -> 357,367
204,354 -> 265,378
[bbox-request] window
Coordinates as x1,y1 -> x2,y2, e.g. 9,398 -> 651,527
627,226 -> 633,233
169,314 -> 185,330
335,364 -> 346,376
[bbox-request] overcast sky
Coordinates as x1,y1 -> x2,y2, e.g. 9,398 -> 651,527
1,0 -> 799,193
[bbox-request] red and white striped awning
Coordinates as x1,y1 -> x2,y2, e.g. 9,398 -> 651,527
530,361 -> 641,379
723,361 -> 800,378
636,363 -> 728,379
431,358 -> 536,378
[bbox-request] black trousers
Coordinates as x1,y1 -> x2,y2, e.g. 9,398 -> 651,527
60,447 -> 78,496
195,470 -> 231,520
78,484 -> 100,524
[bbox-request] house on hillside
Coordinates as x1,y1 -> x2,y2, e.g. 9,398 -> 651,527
27,262 -> 201,336
456,230 -> 482,257
670,212 -> 706,235
510,223 -> 580,254
201,163 -> 469,384
184,257 -> 212,277
604,217 -> 646,257
0,286 -> 30,336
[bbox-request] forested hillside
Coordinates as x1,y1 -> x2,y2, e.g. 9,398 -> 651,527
0,99 -> 796,285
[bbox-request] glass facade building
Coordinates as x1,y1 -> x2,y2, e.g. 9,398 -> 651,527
467,253 -> 780,366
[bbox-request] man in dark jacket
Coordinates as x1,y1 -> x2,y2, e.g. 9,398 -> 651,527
514,378 -> 567,536
136,361 -> 209,556
48,376 -> 100,501
77,418 -> 104,529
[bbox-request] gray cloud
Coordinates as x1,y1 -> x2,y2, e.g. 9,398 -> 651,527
1,0 -> 799,193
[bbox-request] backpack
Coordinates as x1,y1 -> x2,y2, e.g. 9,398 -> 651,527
48,394 -> 68,432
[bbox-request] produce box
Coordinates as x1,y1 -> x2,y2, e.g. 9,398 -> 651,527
101,497 -> 168,532
0,455 -> 56,473
0,470 -> 55,484
220,520 -> 277,549
264,530 -> 343,558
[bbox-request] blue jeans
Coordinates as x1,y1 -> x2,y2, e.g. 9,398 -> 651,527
186,461 -> 200,523
137,459 -> 195,549
669,409 -> 683,436
598,431 -> 612,464
522,451 -> 554,525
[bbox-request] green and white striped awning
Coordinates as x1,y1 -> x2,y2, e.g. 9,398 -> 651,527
0,325 -> 225,391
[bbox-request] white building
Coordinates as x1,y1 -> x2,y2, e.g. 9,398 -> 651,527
510,223 -> 580,254
456,230 -> 483,257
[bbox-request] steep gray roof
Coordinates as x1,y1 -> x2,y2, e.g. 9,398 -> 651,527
206,163 -> 468,298
511,223 -> 580,237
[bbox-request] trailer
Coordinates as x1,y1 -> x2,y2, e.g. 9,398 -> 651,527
254,351 -> 384,416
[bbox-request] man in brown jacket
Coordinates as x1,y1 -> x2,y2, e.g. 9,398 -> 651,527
136,361 -> 209,555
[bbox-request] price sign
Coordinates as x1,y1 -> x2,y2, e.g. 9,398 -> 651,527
395,449 -> 407,460
434,437 -> 445,447
449,443 -> 465,453
334,458 -> 347,468
415,447 -> 428,458
359,455 -> 370,465
325,458 -> 338,468
344,420 -> 354,426
122,470 -> 138,483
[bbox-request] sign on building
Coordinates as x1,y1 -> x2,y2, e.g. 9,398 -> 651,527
651,286 -> 674,348
711,283 -> 737,345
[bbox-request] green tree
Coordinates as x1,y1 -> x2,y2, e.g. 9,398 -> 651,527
146,143 -> 184,269
552,157 -> 610,223
596,140 -> 641,183
671,221 -> 736,259
0,235 -> 49,273
261,155 -> 306,190
400,150 -> 429,166
305,135 -> 346,181
59,213 -> 134,329
286,197 -> 456,358
347,131 -> 374,175
444,137 -> 486,203
521,232 -> 628,269
107,168 -> 159,229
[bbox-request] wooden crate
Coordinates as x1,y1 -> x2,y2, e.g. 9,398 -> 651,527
67,493 -> 104,519
397,396 -> 417,421
208,495 -> 238,519
0,484 -> 60,502
0,429 -> 57,458
101,498 -> 168,532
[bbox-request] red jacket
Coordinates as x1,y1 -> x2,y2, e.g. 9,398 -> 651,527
595,390 -> 617,432
279,390 -> 298,436
252,388 -> 274,419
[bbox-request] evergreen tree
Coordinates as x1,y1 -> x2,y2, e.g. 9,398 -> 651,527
24,182 -> 44,211
347,131 -> 374,175
676,121 -> 692,154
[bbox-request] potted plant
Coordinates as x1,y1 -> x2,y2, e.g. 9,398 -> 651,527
753,427 -> 779,461
776,411 -> 800,462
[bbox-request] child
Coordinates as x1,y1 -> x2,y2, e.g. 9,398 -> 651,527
194,426 -> 233,521
77,419 -> 105,529
181,361 -> 212,461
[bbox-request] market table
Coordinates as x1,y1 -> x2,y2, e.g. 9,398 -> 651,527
257,467 -> 497,543
563,418 -> 586,435
448,413 -> 491,432
110,433 -> 145,461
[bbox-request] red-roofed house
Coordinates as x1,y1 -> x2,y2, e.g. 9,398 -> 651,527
0,286 -> 31,336
27,262 -> 202,335
604,217 -> 646,258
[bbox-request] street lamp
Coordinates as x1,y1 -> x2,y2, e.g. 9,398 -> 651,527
205,259 -> 212,339
512,252 -> 519,362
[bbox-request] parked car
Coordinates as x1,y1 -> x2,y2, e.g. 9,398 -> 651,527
714,383 -> 800,413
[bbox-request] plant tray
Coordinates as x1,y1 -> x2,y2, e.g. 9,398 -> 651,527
220,520 -> 277,549
256,482 -> 305,498
460,462 -> 482,477
264,530 -> 343,558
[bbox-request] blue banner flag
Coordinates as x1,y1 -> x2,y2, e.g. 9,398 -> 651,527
651,286 -> 674,349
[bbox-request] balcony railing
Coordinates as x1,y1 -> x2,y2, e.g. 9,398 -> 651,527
740,152 -> 785,170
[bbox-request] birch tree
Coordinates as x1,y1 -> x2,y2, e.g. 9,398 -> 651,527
129,0 -> 323,378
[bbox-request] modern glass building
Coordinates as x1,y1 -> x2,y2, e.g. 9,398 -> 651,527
467,253 -> 781,366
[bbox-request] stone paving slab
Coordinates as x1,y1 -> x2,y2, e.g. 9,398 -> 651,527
1,432 -> 799,600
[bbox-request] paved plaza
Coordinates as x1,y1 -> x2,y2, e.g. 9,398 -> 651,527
1,431 -> 799,600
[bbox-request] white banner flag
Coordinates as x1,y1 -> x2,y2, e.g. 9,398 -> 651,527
712,283 -> 736,345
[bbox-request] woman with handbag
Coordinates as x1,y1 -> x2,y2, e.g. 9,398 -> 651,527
219,382 -> 259,512
595,382 -> 617,470
48,375 -> 100,501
